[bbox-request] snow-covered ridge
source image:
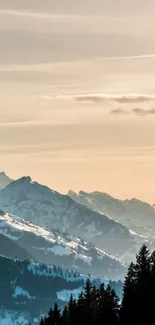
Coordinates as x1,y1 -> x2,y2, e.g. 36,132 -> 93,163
68,190 -> 155,240
0,175 -> 141,263
0,212 -> 124,261
0,211 -> 126,279
0,212 -> 58,243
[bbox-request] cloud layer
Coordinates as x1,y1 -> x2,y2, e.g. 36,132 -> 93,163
73,93 -> 155,104
111,107 -> 155,116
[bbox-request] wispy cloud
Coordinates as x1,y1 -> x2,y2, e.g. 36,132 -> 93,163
110,108 -> 128,115
0,9 -> 86,21
72,93 -> 155,104
110,107 -> 155,116
132,108 -> 155,116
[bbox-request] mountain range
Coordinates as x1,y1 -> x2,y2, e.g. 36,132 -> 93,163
68,190 -> 155,238
0,175 -> 148,264
0,172 -> 154,324
0,173 -> 153,264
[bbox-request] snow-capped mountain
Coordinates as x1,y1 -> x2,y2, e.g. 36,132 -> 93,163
68,190 -> 155,238
0,211 -> 126,279
0,171 -> 13,190
0,176 -> 143,262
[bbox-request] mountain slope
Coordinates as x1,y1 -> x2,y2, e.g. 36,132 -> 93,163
0,211 -> 126,279
0,172 -> 13,190
68,190 -> 155,238
0,255 -> 86,324
0,226 -> 32,261
0,255 -> 122,324
0,176 -> 142,262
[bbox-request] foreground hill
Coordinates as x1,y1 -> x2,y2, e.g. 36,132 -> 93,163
0,255 -> 84,324
0,255 -> 116,324
0,211 -> 126,279
0,176 -> 146,262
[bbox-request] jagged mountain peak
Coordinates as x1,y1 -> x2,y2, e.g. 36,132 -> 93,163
79,190 -> 116,201
0,171 -> 13,190
126,197 -> 149,206
0,171 -> 7,176
6,175 -> 59,197
15,176 -> 32,184
68,190 -> 77,196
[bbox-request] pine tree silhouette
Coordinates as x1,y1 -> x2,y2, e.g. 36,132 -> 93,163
61,305 -> 68,325
121,261 -> 136,324
39,320 -> 44,325
45,303 -> 61,325
40,245 -> 155,325
121,245 -> 153,325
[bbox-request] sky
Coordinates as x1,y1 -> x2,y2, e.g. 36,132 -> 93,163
0,0 -> 155,203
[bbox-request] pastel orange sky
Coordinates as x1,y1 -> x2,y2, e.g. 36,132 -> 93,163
1,0 -> 155,203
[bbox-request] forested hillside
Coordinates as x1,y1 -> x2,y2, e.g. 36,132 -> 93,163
40,245 -> 155,325
0,256 -> 84,319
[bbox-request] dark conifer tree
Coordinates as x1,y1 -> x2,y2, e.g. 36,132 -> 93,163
45,303 -> 61,325
135,244 -> 151,278
121,261 -> 136,324
67,294 -> 78,325
121,245 -> 152,325
77,291 -> 85,323
39,320 -> 44,325
147,250 -> 155,324
135,245 -> 151,325
102,284 -> 119,325
61,306 -> 68,325
83,279 -> 93,325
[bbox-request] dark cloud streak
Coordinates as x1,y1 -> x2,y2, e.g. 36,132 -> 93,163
110,107 -> 155,116
110,108 -> 128,115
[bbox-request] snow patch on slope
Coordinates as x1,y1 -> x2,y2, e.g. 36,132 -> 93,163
13,286 -> 32,299
0,311 -> 29,325
57,287 -> 83,302
129,229 -> 149,240
35,245 -> 72,256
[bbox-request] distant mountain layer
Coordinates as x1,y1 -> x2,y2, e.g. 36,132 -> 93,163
0,172 -> 13,190
0,211 -> 126,279
0,176 -> 146,263
68,190 -> 155,238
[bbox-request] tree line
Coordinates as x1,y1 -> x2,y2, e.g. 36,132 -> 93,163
39,245 -> 155,325
0,256 -> 84,317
